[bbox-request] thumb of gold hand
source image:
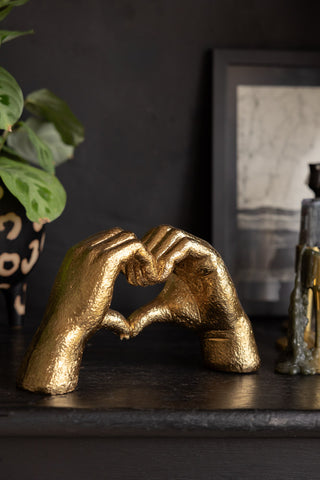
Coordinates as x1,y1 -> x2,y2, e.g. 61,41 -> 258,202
128,296 -> 172,337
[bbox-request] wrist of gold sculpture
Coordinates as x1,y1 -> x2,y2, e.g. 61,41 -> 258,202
17,320 -> 87,395
200,317 -> 260,373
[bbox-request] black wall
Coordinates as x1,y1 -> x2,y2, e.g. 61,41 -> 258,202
1,0 -> 320,320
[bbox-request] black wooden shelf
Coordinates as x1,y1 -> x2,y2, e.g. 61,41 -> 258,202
1,314 -> 320,479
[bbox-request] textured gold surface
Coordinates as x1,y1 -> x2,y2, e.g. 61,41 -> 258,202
17,226 -> 260,395
126,226 -> 260,373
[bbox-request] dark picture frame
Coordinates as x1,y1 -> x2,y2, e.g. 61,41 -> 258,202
212,49 -> 320,315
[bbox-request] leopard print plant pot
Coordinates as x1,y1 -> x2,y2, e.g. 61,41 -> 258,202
0,180 -> 46,328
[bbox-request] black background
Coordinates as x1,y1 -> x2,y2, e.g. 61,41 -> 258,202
1,0 -> 320,319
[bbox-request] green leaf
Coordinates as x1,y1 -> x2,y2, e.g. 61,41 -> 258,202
0,156 -> 66,222
0,0 -> 30,7
0,66 -> 23,130
0,0 -> 30,21
2,144 -> 27,162
17,120 -> 55,174
0,6 -> 12,21
25,89 -> 85,146
7,117 -> 74,168
0,29 -> 33,45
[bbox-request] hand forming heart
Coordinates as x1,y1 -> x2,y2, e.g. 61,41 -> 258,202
17,226 -> 260,395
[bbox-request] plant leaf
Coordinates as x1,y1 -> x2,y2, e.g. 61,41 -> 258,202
25,89 -> 85,146
16,120 -> 55,174
0,1 -> 31,28
0,6 -> 12,21
0,66 -> 23,130
7,117 -> 74,168
0,156 -> 66,222
0,29 -> 33,45
0,0 -> 30,7
2,144 -> 27,162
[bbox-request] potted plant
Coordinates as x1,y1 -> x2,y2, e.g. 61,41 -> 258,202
0,0 -> 84,327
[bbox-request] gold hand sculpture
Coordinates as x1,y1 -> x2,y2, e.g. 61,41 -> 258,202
17,225 -> 260,396
125,225 -> 260,373
17,228 -> 155,394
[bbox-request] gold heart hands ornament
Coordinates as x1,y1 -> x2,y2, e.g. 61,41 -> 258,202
17,225 -> 260,395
